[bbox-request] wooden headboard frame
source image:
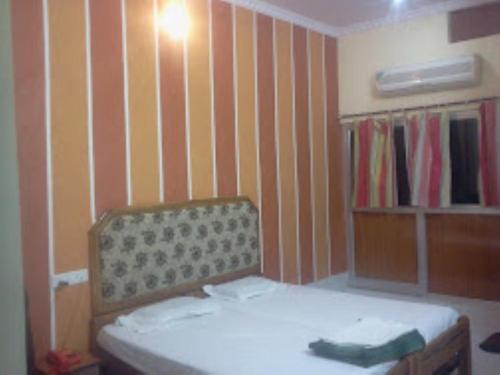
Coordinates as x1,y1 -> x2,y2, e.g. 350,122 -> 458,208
88,196 -> 261,348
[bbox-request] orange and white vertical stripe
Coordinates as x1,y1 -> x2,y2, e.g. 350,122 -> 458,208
11,0 -> 342,355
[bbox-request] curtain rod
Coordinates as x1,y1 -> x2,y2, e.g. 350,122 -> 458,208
339,95 -> 499,121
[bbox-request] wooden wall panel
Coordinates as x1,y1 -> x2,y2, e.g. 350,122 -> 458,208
49,0 -> 92,352
257,14 -> 280,280
234,7 -> 258,206
275,20 -> 298,283
126,0 -> 160,204
187,0 -> 214,199
49,0 -> 91,274
55,283 -> 90,351
158,0 -> 188,203
212,0 -> 237,197
354,212 -> 418,283
10,0 -> 51,359
325,36 -> 346,274
309,31 -> 329,280
12,0 -> 341,355
428,214 -> 500,300
89,0 -> 127,216
293,25 -> 313,284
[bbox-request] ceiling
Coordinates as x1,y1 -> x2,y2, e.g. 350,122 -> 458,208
252,0 -> 493,34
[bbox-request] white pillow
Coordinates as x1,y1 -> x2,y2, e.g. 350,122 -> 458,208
116,296 -> 220,333
203,276 -> 281,301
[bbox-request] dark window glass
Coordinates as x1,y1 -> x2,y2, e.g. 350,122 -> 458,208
449,119 -> 480,204
393,125 -> 410,206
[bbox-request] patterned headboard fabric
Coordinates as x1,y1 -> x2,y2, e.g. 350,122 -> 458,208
89,197 -> 260,315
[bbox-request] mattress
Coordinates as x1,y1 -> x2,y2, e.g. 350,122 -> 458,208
215,285 -> 459,344
98,285 -> 459,375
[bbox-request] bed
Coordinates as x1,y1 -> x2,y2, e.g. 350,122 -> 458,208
88,197 -> 471,375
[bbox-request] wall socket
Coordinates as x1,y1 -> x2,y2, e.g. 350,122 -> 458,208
52,268 -> 89,289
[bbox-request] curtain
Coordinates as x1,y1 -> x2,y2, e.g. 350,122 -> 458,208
479,100 -> 499,206
409,114 -> 429,206
405,114 -> 420,193
352,119 -> 372,208
352,118 -> 394,208
410,112 -> 450,208
350,100 -> 498,208
377,119 -> 394,208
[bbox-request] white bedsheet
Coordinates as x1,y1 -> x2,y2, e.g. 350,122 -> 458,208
98,285 -> 459,375
214,285 -> 459,344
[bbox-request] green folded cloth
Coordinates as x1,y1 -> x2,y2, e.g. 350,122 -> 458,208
309,329 -> 426,368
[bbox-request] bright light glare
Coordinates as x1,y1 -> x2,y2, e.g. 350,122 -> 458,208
158,1 -> 189,40
393,0 -> 404,6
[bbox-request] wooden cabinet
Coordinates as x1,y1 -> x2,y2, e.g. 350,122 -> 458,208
353,212 -> 418,284
427,214 -> 500,300
351,210 -> 500,301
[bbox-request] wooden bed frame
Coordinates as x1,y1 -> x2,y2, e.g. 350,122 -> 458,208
389,316 -> 471,375
88,197 -> 471,375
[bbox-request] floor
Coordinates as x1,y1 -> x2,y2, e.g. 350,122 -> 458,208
310,273 -> 500,375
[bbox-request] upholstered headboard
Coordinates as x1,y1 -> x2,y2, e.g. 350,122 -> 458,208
88,197 -> 260,316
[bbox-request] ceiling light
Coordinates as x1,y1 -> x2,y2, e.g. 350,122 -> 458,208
157,0 -> 189,41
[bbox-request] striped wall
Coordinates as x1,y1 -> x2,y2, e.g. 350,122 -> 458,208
10,0 -> 343,356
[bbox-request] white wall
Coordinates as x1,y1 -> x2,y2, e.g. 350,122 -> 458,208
338,14 -> 500,115
0,0 -> 27,372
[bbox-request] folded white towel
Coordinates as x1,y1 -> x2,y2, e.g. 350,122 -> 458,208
327,317 -> 414,347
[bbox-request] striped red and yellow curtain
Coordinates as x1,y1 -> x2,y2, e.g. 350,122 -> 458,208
408,112 -> 450,208
411,101 -> 499,208
351,100 -> 500,208
352,118 -> 394,208
479,100 -> 499,206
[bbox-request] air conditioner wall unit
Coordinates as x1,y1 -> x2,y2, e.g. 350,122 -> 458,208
375,55 -> 481,97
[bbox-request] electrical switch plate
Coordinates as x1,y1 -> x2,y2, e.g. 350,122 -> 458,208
52,268 -> 89,289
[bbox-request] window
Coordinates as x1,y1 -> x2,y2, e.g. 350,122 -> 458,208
392,116 -> 482,206
349,112 -> 490,208
348,99 -> 498,209
393,124 -> 411,206
449,118 -> 480,204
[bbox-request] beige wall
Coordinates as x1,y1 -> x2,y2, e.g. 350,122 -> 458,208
338,14 -> 500,115
0,0 -> 27,372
